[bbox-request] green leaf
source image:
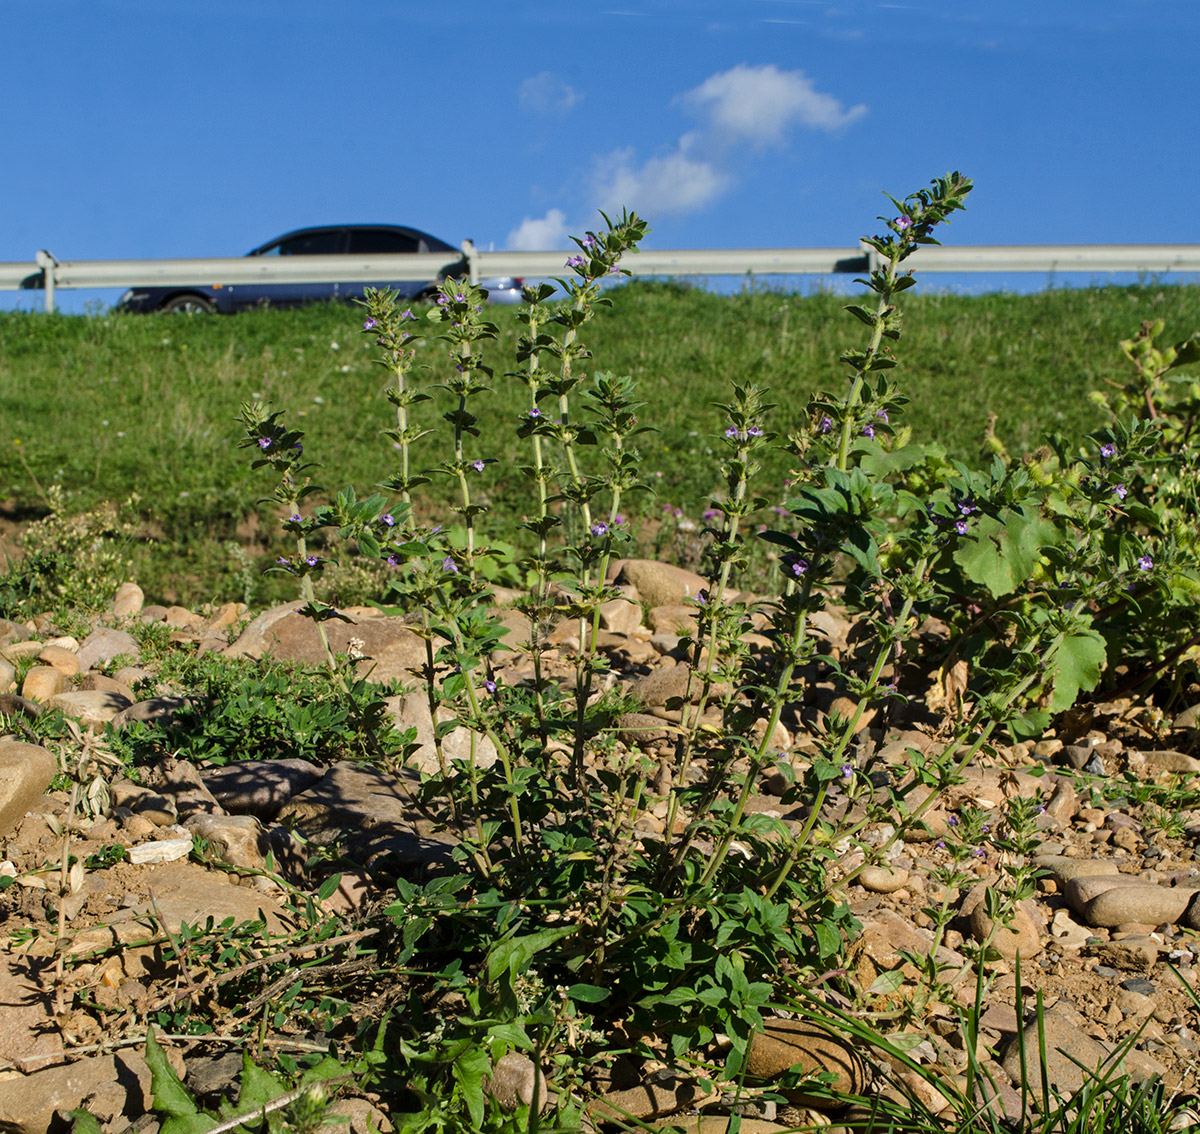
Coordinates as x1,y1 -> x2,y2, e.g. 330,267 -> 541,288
953,508 -> 1060,598
316,873 -> 342,902
453,1045 -> 490,1129
1047,628 -> 1107,714
232,1051 -> 287,1115
145,1027 -> 206,1122
867,969 -> 906,996
486,926 -> 578,984
565,983 -> 611,1003
67,1111 -> 104,1134
813,921 -> 841,959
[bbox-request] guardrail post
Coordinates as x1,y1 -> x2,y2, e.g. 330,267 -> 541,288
35,250 -> 57,313
461,240 -> 479,286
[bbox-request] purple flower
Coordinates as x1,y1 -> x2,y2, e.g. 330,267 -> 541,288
862,424 -> 875,439
1114,484 -> 1128,500
258,437 -> 272,450
876,410 -> 888,423
436,294 -> 448,307
528,407 -> 541,419
400,308 -> 415,321
894,215 -> 913,231
305,555 -> 318,567
471,459 -> 484,472
955,520 -> 969,535
591,521 -> 609,537
1138,555 -> 1153,571
454,293 -> 467,303
695,589 -> 709,607
275,556 -> 289,566
724,426 -> 739,439
381,513 -> 396,526
289,513 -> 301,523
784,555 -> 809,577
483,679 -> 497,695
748,425 -> 763,437
972,847 -> 986,858
292,441 -> 303,453
565,254 -> 586,270
819,416 -> 833,434
581,234 -> 598,250
948,815 -> 960,827
841,764 -> 853,779
613,513 -> 627,526
934,839 -> 946,849
386,555 -> 398,566
703,508 -> 719,520
362,317 -> 378,331
442,555 -> 458,574
1100,442 -> 1116,459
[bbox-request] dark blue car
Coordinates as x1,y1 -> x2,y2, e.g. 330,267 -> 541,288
116,224 -> 523,313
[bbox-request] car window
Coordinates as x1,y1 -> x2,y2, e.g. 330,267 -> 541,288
260,231 -> 347,256
348,229 -> 420,255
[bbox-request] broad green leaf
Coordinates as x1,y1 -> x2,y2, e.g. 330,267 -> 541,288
67,1111 -> 104,1134
867,969 -> 906,996
565,983 -> 611,1003
145,1027 -> 205,1122
486,926 -> 578,984
453,1046 -> 490,1129
1047,628 -> 1107,714
954,508 -> 1060,598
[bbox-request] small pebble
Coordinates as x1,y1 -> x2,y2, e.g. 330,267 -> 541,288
1119,977 -> 1157,995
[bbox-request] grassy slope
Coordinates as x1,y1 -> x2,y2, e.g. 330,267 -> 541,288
2,281 -> 1199,603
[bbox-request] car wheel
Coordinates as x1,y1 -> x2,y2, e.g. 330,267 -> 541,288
160,294 -> 216,315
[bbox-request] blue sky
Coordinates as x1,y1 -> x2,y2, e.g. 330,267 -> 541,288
2,0 -> 1197,311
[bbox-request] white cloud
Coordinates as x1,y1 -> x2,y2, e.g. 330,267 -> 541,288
509,64 -> 865,236
518,72 -> 582,117
682,63 -> 867,146
506,208 -> 570,251
590,135 -> 730,217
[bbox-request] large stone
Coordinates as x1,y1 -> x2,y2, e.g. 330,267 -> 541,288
0,739 -> 56,841
20,665 -> 66,703
1063,873 -> 1149,917
745,1019 -> 868,1094
385,691 -> 499,776
0,618 -> 31,648
0,1049 -> 160,1133
0,955 -> 63,1072
76,626 -> 140,671
615,559 -> 708,610
1034,855 -> 1121,889
223,602 -> 427,684
1001,1010 -> 1113,1094
36,644 -> 78,677
118,860 -> 295,934
112,580 -> 145,619
110,695 -> 201,732
486,1051 -> 549,1112
1082,884 -> 1196,928
202,758 -> 325,821
183,813 -> 269,872
597,593 -> 643,635
276,761 -> 454,870
48,689 -> 133,727
589,1078 -> 713,1123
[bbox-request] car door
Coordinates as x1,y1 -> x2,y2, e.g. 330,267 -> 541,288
228,228 -> 349,310
341,227 -> 434,303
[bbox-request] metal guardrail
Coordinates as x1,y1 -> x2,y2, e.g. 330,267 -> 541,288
3,243 -> 1200,313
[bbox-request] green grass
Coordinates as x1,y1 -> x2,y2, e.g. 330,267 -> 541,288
3,280 -> 1200,604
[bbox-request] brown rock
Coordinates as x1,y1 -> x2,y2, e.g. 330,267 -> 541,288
1096,936 -> 1159,972
647,604 -> 700,635
48,689 -> 132,727
0,956 -> 63,1072
590,1078 -> 712,1122
486,1051 -> 548,1111
615,713 -> 677,748
1083,884 -> 1195,928
1035,855 -> 1121,888
616,559 -> 708,609
183,813 -> 269,871
1064,874 -> 1150,916
20,665 -> 66,703
1001,1010 -> 1111,1095
0,1049 -> 160,1133
223,602 -> 427,684
745,1019 -> 868,1093
860,865 -> 910,894
76,627 -> 140,671
201,758 -> 325,821
112,581 -> 145,619
962,884 -> 1042,961
0,739 -> 57,841
35,644 -> 78,677
384,691 -> 498,776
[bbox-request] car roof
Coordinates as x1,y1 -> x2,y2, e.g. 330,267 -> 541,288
246,225 -> 458,255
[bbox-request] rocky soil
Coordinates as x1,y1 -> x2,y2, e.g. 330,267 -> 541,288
3,563 -> 1200,1131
